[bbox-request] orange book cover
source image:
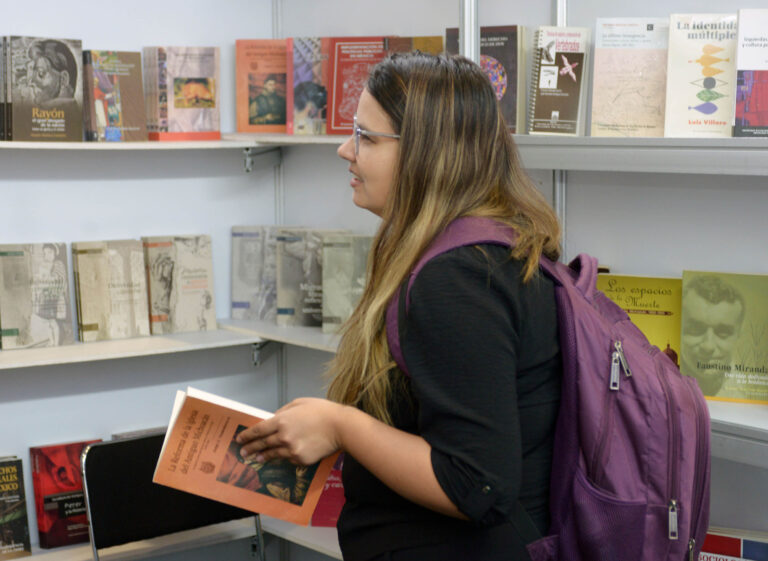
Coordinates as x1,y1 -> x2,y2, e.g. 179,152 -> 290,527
153,387 -> 338,526
236,39 -> 288,134
327,37 -> 386,135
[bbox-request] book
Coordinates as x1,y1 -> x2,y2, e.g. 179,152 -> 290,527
153,387 -> 338,526
231,226 -> 278,322
29,439 -> 100,548
0,243 -> 74,349
664,13 -> 737,138
596,274 -> 682,365
143,46 -> 220,141
310,454 -> 344,527
71,240 -> 150,342
287,37 -> 330,135
590,18 -> 669,137
276,228 -> 345,327
680,270 -> 768,404
143,235 -> 216,334
384,35 -> 444,56
321,234 -> 371,334
327,37 -> 386,135
0,456 -> 31,559
7,36 -> 83,141
701,528 -> 768,560
528,26 -> 591,135
733,9 -> 768,137
445,26 -> 526,133
235,39 -> 287,134
82,50 -> 147,142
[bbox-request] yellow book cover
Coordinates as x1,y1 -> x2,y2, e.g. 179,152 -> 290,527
596,274 -> 682,365
153,387 -> 338,526
681,271 -> 768,404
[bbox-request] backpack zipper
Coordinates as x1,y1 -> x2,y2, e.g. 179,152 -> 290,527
593,339 -> 630,483
685,376 -> 709,560
609,340 -> 631,391
654,356 -> 680,541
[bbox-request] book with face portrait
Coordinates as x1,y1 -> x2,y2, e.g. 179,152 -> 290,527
236,39 -> 288,134
0,243 -> 74,349
7,36 -> 83,141
287,37 -> 330,135
681,270 -> 768,403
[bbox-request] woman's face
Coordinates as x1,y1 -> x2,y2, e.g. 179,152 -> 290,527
337,89 -> 399,217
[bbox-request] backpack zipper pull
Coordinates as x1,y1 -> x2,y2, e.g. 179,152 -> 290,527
668,499 -> 679,540
614,340 -> 632,377
610,352 -> 621,391
688,538 -> 695,561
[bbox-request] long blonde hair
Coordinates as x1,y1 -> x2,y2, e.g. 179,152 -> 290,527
327,53 -> 560,423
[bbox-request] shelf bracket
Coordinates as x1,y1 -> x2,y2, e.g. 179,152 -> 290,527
252,340 -> 277,367
244,147 -> 254,173
250,514 -> 267,561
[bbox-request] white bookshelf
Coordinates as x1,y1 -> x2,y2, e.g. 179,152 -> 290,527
219,319 -> 339,354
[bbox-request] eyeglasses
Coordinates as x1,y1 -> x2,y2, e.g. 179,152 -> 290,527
353,114 -> 400,155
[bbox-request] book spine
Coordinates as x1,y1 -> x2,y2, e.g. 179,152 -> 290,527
286,37 -> 294,134
527,28 -> 542,135
6,37 -> 11,141
82,51 -> 97,141
0,37 -> 5,141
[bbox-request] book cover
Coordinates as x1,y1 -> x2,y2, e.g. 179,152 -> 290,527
82,50 -> 147,142
8,36 -> 83,141
0,457 -> 31,559
236,39 -> 287,134
231,226 -> 278,322
384,35 -> 444,56
528,26 -> 591,135
733,9 -> 768,137
327,37 -> 386,135
310,454 -> 344,527
321,234 -> 371,334
680,270 -> 768,404
0,243 -> 74,349
29,439 -> 100,548
145,47 -> 220,141
701,528 -> 768,560
153,387 -> 338,526
289,37 -> 330,135
72,240 -> 150,342
446,26 -> 525,133
596,274 -> 682,365
143,235 -> 216,334
664,14 -> 737,138
590,18 -> 669,137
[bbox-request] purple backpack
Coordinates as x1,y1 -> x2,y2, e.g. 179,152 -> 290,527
386,217 -> 711,561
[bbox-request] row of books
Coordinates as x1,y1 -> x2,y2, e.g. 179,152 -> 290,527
231,226 -> 372,333
597,270 -> 768,405
0,236 -> 216,349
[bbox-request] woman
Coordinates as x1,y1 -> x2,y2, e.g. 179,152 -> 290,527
237,52 -> 562,560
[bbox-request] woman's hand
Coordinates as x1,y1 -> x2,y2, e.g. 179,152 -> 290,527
236,398 -> 348,465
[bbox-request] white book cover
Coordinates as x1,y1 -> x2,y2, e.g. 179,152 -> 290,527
231,225 -> 278,321
733,9 -> 768,137
664,13 -> 737,138
591,18 -> 669,137
321,234 -> 372,334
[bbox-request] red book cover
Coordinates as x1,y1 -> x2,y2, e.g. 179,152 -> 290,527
236,39 -> 288,134
327,37 -> 386,135
310,454 -> 344,527
29,439 -> 100,548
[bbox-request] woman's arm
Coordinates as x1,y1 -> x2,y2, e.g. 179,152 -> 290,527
235,398 -> 466,519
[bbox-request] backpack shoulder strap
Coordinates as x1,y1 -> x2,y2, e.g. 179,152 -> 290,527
385,216 -> 516,376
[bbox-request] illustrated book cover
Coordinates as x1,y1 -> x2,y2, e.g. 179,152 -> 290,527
143,46 -> 220,141
143,235 -> 216,334
8,36 -> 83,141
310,453 -> 344,527
82,50 -> 147,141
596,274 -> 682,365
733,9 -> 768,137
0,456 -> 31,559
528,26 -> 591,135
680,270 -> 768,404
71,239 -> 150,342
236,39 -> 287,134
327,37 -> 386,135
446,26 -> 526,133
321,233 -> 372,334
153,387 -> 338,526
29,439 -> 101,548
286,37 -> 330,135
664,13 -> 737,138
231,226 -> 278,322
590,18 -> 669,137
0,243 -> 74,349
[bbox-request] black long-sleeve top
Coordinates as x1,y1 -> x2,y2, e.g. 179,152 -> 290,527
337,244 -> 562,561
